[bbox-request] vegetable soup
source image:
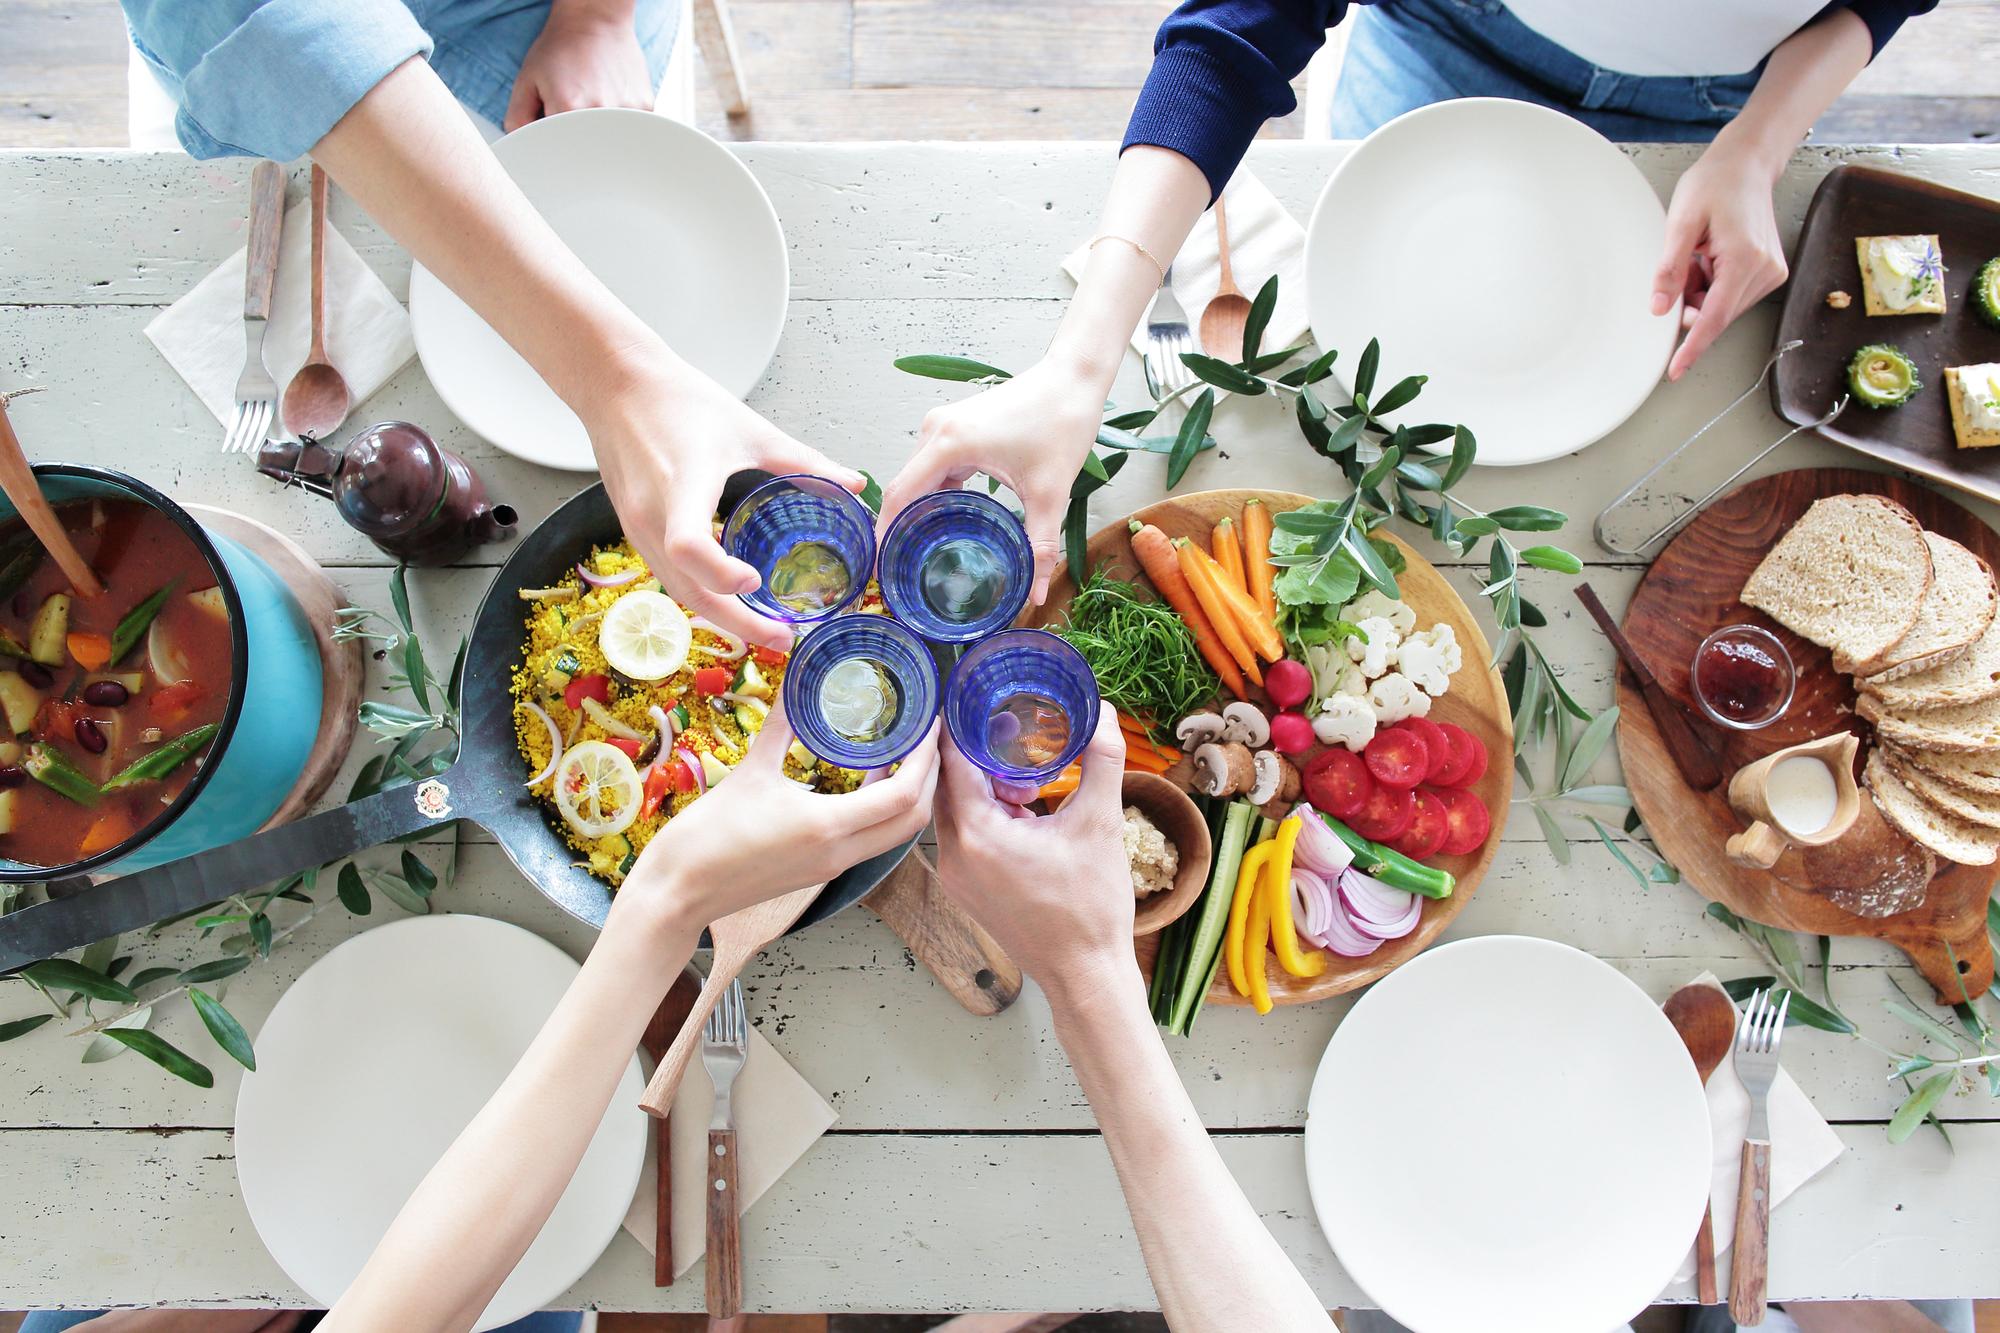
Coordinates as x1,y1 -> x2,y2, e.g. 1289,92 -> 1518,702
0,499 -> 233,867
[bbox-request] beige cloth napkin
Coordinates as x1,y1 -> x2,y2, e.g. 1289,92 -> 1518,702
1672,973 -> 1845,1284
144,198 -> 414,436
622,1023 -> 836,1277
1062,169 -> 1311,360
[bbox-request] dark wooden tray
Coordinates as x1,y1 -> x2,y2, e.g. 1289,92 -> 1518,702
1775,165 -> 2000,504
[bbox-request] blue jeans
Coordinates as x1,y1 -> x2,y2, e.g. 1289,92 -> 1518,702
1330,0 -> 1763,141
20,1314 -> 583,1333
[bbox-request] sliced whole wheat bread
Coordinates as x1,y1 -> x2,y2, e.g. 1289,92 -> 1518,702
1860,580 -> 2000,711
1865,751 -> 2000,866
1740,495 -> 1931,676
1857,691 -> 2000,753
1864,533 -> 1997,682
1882,747 -> 2000,830
1896,745 -> 2000,798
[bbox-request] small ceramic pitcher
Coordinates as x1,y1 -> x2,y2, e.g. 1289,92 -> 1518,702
1725,732 -> 1862,870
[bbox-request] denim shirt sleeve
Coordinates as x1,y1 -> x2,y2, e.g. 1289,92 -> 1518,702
122,0 -> 434,160
1121,0 -> 1353,200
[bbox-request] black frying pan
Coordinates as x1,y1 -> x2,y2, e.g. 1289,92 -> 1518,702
0,475 -> 911,973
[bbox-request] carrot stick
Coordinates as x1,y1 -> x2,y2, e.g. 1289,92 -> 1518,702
1037,763 -> 1084,801
1212,517 -> 1247,597
1125,747 -> 1174,774
1191,544 -> 1284,663
1128,520 -> 1245,700
1116,714 -> 1180,763
66,631 -> 111,672
1242,498 -> 1277,625
1175,538 -> 1263,687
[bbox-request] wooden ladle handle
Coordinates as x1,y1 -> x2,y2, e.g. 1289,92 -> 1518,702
0,391 -> 102,598
863,850 -> 1020,1015
641,966 -> 731,1118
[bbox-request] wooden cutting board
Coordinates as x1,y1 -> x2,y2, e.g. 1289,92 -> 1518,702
1029,488 -> 1512,1006
1615,468 -> 2000,1002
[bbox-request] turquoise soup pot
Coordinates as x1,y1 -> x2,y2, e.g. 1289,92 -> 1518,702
0,466 -> 323,880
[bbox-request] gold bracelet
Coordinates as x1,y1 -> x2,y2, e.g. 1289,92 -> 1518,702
1088,233 -> 1167,284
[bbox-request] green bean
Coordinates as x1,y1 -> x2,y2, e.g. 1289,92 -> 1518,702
25,742 -> 100,807
0,540 -> 43,604
109,581 -> 175,666
103,722 -> 219,792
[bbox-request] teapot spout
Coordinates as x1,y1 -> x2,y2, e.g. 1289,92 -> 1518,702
470,501 -> 519,546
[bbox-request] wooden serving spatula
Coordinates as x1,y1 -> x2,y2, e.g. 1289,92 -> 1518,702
639,882 -> 822,1118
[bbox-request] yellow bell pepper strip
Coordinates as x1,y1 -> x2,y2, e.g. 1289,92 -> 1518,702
1262,816 -> 1325,979
1225,840 -> 1275,999
1243,864 -> 1275,1015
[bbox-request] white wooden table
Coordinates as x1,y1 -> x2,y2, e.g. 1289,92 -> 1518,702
1,141 -> 1998,1316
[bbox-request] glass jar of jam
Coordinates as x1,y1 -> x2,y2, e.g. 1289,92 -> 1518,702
1692,625 -> 1796,730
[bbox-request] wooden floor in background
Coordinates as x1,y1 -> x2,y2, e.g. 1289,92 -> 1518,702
4,0 -> 1996,148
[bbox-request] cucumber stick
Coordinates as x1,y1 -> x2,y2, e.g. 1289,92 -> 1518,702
1165,800 -> 1259,1036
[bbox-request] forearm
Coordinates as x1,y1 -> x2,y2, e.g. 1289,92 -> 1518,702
324,913 -> 697,1333
1050,958 -> 1328,1331
1713,8 -> 1871,179
1046,146 -> 1212,393
311,57 -> 673,411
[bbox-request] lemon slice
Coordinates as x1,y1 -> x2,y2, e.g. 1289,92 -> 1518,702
598,589 -> 691,681
553,740 -> 643,838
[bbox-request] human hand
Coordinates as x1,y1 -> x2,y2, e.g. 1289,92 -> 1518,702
586,350 -> 865,646
879,355 -> 1105,605
1651,133 -> 1790,381
611,700 -> 941,943
506,1 -> 655,130
933,703 -> 1138,1003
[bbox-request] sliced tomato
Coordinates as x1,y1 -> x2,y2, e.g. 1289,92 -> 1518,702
149,680 -> 205,725
1363,728 -> 1428,790
1432,786 -> 1493,856
751,645 -> 787,668
640,763 -> 672,818
1433,723 -> 1487,789
1303,747 -> 1374,820
1349,781 -> 1415,843
692,666 -> 732,695
1390,717 -> 1451,782
605,736 -> 644,760
564,673 -> 612,711
1389,787 -> 1448,861
665,757 -> 699,794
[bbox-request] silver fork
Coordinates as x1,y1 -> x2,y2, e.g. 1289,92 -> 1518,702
1143,264 -> 1196,398
1728,987 -> 1789,1326
701,977 -> 748,1321
224,160 -> 287,454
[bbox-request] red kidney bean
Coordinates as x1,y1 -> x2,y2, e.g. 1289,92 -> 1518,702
74,717 -> 107,754
0,766 -> 22,789
8,593 -> 25,618
82,680 -> 130,707
17,661 -> 52,688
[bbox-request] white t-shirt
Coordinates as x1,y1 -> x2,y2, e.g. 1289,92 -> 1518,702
1500,0 -> 1833,76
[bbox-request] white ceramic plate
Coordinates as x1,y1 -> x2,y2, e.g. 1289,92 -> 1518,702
410,108 -> 789,471
235,915 -> 645,1330
1305,936 -> 1709,1333
1304,98 -> 1679,466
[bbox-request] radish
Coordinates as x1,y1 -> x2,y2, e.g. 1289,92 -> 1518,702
1269,710 -> 1315,755
1265,658 -> 1312,709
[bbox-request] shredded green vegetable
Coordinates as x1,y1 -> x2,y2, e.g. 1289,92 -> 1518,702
1056,572 -> 1221,737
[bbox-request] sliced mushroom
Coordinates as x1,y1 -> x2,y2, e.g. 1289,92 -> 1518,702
1251,752 -> 1302,819
1175,711 -> 1227,753
1219,701 -> 1270,748
1190,740 -> 1256,798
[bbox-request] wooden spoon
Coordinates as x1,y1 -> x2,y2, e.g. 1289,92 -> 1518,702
0,388 -> 103,598
1197,194 -> 1253,359
280,166 -> 352,441
1664,982 -> 1734,1306
638,882 -> 823,1118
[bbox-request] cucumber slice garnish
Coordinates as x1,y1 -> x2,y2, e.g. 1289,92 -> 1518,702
1848,343 -> 1923,409
1975,257 -> 2000,330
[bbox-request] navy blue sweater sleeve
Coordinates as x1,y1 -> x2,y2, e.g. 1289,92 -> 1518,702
1121,0 -> 1351,200
1835,0 -> 1938,56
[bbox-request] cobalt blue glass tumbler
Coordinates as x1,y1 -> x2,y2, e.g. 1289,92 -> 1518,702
783,613 -> 941,770
944,628 -> 1099,784
877,489 -> 1033,643
721,473 -> 874,624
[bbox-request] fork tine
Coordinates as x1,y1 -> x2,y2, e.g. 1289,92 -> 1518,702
1738,988 -> 1765,1049
1765,990 -> 1791,1051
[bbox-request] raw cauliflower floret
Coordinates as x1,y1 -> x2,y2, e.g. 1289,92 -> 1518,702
1332,658 -> 1368,697
1343,616 -> 1401,679
1398,623 -> 1463,698
1368,672 -> 1431,724
1341,589 -> 1417,635
1311,692 -> 1378,752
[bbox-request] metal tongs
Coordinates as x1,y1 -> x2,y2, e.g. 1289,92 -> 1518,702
1594,341 -> 1848,558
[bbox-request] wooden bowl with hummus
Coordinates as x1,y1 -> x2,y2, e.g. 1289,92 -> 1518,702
1124,772 -> 1213,938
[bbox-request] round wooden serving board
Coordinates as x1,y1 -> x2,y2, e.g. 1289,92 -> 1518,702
1615,469 -> 1999,1003
1027,488 -> 1513,1006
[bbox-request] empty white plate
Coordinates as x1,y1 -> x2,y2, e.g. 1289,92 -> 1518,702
1304,98 -> 1679,466
410,108 -> 789,471
1305,935 -> 1709,1333
235,915 -> 646,1330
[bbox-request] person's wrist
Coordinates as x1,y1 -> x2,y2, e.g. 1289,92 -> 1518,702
551,0 -> 638,25
1039,941 -> 1146,1018
609,860 -> 708,956
1039,335 -> 1121,401
1709,114 -> 1793,187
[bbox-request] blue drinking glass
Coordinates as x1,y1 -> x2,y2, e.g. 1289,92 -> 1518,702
943,628 -> 1099,784
721,474 -> 875,624
783,613 -> 941,770
877,489 -> 1034,643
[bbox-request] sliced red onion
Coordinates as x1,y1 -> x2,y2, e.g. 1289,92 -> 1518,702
691,618 -> 749,661
521,700 -> 563,787
676,744 -> 707,795
645,705 -> 679,776
576,563 -> 643,589
1289,803 -> 1354,875
1291,867 -> 1331,939
1339,867 -> 1422,939
1318,897 -> 1384,957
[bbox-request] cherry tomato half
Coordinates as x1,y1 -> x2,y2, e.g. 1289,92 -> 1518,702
1349,780 -> 1416,843
1303,747 -> 1374,820
1364,728 -> 1428,790
1432,785 -> 1493,856
564,673 -> 612,712
1390,717 -> 1451,782
1390,787 -> 1448,861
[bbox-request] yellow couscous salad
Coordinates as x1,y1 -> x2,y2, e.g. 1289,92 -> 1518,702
511,541 -> 865,886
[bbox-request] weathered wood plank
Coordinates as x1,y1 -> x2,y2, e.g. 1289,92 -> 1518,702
1816,96 -> 2000,146
0,2 -> 127,150
1850,0 -> 2000,100
852,1 -> 1163,90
